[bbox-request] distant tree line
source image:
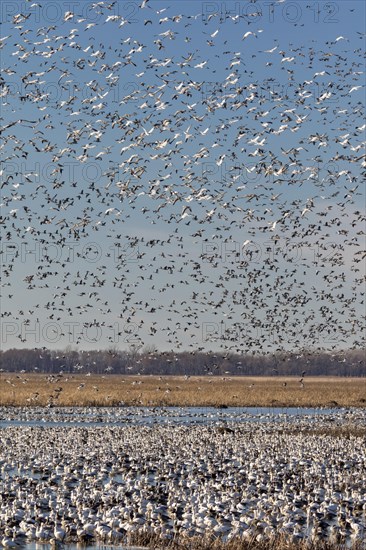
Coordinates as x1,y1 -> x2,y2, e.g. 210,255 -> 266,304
0,346 -> 365,376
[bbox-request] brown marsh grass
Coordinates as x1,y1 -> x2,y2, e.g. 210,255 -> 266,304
0,373 -> 365,408
121,531 -> 366,550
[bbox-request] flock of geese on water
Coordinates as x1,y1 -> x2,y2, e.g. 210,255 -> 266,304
2,403 -> 362,426
0,409 -> 365,547
0,0 -> 365,353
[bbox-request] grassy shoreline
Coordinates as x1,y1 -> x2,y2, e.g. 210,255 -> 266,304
24,531 -> 365,550
129,533 -> 366,550
0,374 -> 365,408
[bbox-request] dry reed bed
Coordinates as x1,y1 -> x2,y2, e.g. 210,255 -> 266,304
0,374 -> 365,408
276,425 -> 366,438
127,531 -> 366,550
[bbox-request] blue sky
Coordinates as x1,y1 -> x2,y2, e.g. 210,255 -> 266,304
0,0 -> 365,353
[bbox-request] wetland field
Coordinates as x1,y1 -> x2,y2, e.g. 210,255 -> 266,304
0,376 -> 365,549
1,374 -> 365,408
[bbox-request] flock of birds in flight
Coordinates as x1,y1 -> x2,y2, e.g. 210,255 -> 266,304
0,0 -> 365,357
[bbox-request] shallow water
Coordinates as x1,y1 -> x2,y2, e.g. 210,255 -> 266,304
0,405 -> 342,428
1,407 -> 364,550
25,546 -> 147,550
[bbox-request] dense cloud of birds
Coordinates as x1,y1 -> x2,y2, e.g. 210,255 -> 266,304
0,0 -> 365,355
